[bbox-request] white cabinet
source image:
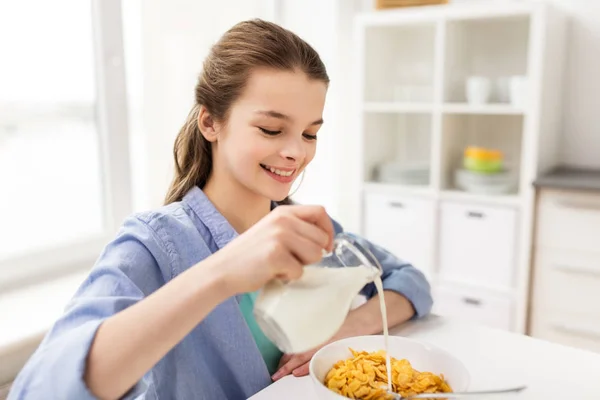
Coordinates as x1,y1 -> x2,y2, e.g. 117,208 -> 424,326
530,311 -> 600,354
355,2 -> 567,333
532,248 -> 600,318
438,202 -> 518,288
433,284 -> 512,331
530,189 -> 600,353
537,190 -> 600,253
364,192 -> 435,277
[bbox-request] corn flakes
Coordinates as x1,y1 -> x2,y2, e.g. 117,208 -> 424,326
324,349 -> 452,399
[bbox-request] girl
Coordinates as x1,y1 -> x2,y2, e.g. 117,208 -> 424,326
9,19 -> 432,400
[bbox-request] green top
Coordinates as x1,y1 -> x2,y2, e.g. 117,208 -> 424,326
238,291 -> 283,375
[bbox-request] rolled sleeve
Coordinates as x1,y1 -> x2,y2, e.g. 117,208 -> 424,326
10,319 -> 104,400
8,217 -> 167,400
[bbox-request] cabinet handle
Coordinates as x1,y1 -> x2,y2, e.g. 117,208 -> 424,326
462,297 -> 482,306
557,200 -> 600,212
551,323 -> 600,341
466,211 -> 485,219
553,264 -> 600,278
388,201 -> 405,208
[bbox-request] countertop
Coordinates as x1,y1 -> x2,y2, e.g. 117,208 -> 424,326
249,315 -> 600,399
533,166 -> 600,192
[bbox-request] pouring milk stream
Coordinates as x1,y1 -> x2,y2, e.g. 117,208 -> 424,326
254,233 -> 393,392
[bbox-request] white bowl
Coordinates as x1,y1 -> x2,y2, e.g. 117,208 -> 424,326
309,335 -> 470,399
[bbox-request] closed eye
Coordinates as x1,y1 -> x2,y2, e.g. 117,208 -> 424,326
303,133 -> 317,141
259,127 -> 281,136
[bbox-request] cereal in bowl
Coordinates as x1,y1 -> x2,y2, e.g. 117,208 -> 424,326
324,349 -> 452,399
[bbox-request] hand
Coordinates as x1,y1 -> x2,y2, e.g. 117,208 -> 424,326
271,348 -> 319,381
206,205 -> 335,296
272,332 -> 350,381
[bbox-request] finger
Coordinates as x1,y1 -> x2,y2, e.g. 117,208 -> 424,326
278,353 -> 293,369
292,362 -> 310,377
288,218 -> 330,251
281,233 -> 324,267
287,205 -> 334,251
274,250 -> 304,281
272,354 -> 308,381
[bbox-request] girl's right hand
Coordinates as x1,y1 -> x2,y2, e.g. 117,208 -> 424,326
206,205 -> 335,295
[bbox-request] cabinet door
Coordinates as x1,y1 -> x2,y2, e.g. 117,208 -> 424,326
364,192 -> 435,277
433,284 -> 513,331
530,310 -> 600,354
537,190 -> 600,253
438,202 -> 517,288
532,248 -> 600,318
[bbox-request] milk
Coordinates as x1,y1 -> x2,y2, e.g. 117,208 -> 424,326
374,276 -> 392,393
254,265 -> 375,354
254,263 -> 393,393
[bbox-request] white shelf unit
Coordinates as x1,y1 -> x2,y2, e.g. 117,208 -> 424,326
354,2 -> 567,334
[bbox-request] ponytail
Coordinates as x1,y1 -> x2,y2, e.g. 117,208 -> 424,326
164,105 -> 212,204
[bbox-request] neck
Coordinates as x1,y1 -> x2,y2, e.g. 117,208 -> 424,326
203,171 -> 272,234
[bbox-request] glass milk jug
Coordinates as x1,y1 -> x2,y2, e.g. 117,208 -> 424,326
253,233 -> 383,354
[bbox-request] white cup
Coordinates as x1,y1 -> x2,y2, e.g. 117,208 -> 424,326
466,76 -> 491,104
495,77 -> 511,103
509,75 -> 528,107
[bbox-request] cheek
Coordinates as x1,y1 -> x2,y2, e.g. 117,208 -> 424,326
226,135 -> 268,173
303,144 -> 317,166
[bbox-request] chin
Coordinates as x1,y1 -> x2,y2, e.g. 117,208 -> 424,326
269,191 -> 290,203
250,177 -> 294,203
258,187 -> 291,203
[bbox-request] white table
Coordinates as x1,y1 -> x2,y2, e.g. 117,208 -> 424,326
249,315 -> 600,399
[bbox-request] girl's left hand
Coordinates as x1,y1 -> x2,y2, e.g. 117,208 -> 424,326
271,328 -> 353,381
271,340 -> 336,381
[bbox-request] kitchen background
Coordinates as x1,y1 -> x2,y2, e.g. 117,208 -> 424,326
0,0 -> 599,395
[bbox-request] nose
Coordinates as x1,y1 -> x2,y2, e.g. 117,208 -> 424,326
279,134 -> 306,162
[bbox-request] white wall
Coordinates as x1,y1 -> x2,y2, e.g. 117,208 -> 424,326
544,0 -> 600,168
134,0 -> 270,210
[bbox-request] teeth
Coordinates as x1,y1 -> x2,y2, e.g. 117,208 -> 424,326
265,165 -> 293,177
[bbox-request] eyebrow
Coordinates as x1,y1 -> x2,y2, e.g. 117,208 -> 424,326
255,110 -> 324,126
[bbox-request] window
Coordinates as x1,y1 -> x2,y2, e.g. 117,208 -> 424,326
0,0 -> 132,286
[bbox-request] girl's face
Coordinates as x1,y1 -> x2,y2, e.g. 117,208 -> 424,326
211,68 -> 327,202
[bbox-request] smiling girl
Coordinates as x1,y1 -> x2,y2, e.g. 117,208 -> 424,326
9,19 -> 432,400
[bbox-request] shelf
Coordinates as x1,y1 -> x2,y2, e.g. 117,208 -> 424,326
363,184 -> 520,206
439,114 -> 523,195
364,102 -> 433,113
442,103 -> 524,115
363,182 -> 435,198
443,16 -> 530,104
363,23 -> 435,103
356,3 -> 536,27
440,190 -> 521,207
363,113 -> 432,184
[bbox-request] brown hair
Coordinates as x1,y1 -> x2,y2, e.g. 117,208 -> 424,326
164,19 -> 329,205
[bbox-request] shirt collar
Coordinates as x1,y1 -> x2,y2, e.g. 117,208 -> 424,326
182,186 -> 279,250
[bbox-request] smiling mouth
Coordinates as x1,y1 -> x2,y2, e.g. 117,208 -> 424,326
260,164 -> 295,177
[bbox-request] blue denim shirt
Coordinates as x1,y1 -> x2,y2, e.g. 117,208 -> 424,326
9,187 -> 432,400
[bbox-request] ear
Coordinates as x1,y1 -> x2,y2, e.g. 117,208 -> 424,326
198,105 -> 219,142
